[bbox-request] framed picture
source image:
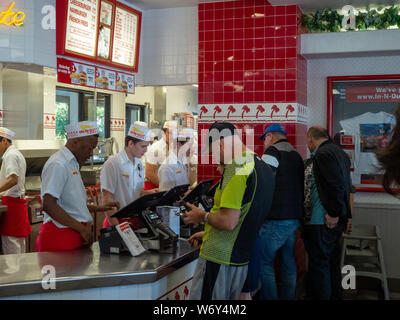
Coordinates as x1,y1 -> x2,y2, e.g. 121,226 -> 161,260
97,25 -> 111,60
327,75 -> 399,192
100,1 -> 113,26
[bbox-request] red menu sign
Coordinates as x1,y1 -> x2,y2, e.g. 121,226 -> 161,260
57,58 -> 96,87
57,57 -> 135,94
57,0 -> 142,72
346,85 -> 400,102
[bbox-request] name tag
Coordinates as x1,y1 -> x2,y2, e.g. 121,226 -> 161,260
72,169 -> 78,175
122,172 -> 129,179
176,170 -> 182,174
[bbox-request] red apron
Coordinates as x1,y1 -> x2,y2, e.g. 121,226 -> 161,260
36,221 -> 87,252
143,181 -> 157,190
0,196 -> 31,237
102,217 -> 139,230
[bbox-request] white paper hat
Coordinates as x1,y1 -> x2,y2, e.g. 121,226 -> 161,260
163,120 -> 177,129
65,121 -> 98,139
177,128 -> 194,141
128,123 -> 151,142
134,121 -> 148,128
0,127 -> 15,141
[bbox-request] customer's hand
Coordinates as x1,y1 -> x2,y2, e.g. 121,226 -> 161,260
188,231 -> 205,249
345,219 -> 352,235
325,213 -> 339,229
183,202 -> 206,224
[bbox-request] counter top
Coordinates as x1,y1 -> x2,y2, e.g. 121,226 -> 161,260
354,192 -> 400,210
0,240 -> 199,298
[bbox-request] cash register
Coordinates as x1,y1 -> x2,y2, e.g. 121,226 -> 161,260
179,179 -> 217,238
99,185 -> 189,255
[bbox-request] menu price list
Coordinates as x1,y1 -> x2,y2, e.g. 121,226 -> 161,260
65,0 -> 99,57
112,6 -> 138,67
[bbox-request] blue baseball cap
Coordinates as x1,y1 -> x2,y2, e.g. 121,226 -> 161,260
259,123 -> 287,140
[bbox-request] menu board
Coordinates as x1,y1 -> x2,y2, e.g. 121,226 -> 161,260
116,72 -> 135,94
65,0 -> 99,57
112,7 -> 138,68
58,0 -> 141,72
95,67 -> 116,90
57,57 -> 135,94
57,58 -> 96,87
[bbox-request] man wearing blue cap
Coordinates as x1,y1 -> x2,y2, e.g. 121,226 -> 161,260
243,123 -> 304,300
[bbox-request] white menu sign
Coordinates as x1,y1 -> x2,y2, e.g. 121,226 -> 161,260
112,7 -> 138,67
65,0 -> 99,57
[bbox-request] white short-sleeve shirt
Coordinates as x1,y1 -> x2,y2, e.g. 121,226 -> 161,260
158,152 -> 189,191
100,149 -> 145,208
41,146 -> 93,228
145,138 -> 167,166
0,145 -> 26,198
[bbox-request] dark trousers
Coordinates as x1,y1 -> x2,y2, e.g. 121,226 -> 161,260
302,223 -> 345,300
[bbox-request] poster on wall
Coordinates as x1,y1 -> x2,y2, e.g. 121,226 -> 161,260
340,111 -> 396,187
65,0 -> 99,58
112,6 -> 139,68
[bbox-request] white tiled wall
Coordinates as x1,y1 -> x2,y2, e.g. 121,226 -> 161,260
0,0 -> 56,68
166,85 -> 198,120
138,7 -> 198,86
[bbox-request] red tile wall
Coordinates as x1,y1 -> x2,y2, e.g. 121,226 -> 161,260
198,0 -> 308,182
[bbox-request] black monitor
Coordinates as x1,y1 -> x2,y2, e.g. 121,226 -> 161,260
112,184 -> 190,219
182,179 -> 214,204
112,191 -> 165,219
161,184 -> 190,206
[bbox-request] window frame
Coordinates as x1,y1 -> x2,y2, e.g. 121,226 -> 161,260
56,86 -> 111,139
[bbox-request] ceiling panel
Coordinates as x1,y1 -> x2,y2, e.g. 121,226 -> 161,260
125,0 -> 398,11
268,0 -> 398,11
124,0 -> 238,10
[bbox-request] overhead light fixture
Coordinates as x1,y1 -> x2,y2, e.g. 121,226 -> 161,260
192,84 -> 198,87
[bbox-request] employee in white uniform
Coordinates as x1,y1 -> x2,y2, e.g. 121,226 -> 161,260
36,121 -> 114,252
0,127 -> 31,254
101,123 -> 156,228
158,128 -> 193,191
144,120 -> 177,189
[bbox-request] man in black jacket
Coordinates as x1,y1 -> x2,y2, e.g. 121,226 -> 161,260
243,124 -> 304,300
303,126 -> 352,300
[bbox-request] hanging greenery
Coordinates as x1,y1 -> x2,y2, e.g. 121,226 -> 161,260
302,5 -> 400,32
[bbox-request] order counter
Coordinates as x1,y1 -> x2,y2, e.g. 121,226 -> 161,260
0,239 -> 198,300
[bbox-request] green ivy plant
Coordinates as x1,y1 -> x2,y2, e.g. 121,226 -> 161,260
302,5 -> 400,32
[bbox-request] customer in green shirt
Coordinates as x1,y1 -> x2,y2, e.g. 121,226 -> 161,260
184,122 -> 275,300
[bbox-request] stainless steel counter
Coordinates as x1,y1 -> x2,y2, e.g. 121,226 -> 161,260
0,240 -> 198,298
